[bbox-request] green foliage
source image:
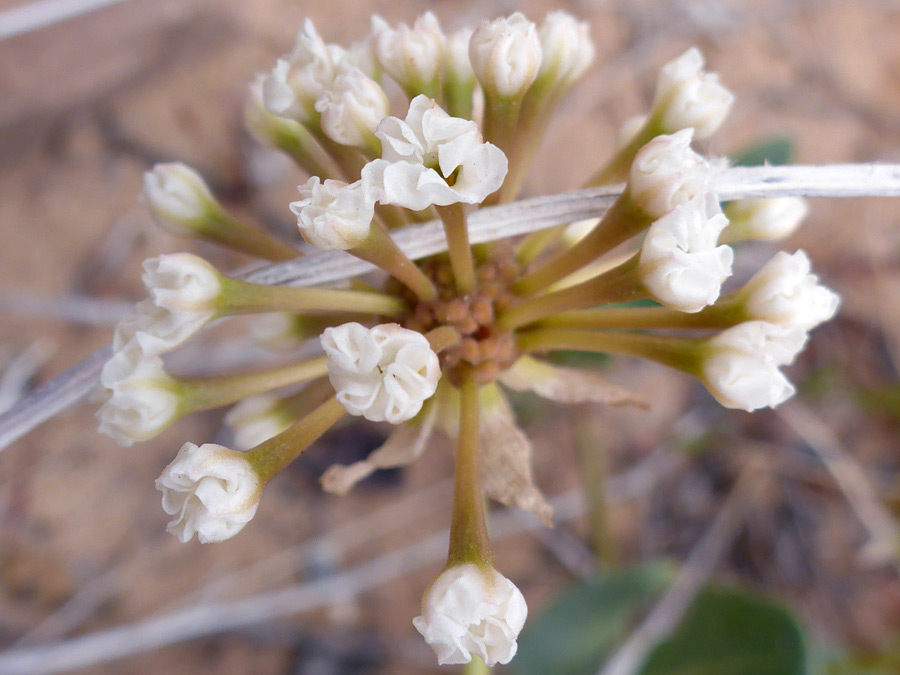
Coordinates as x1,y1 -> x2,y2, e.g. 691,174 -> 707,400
638,588 -> 807,675
731,136 -> 795,167
513,562 -> 673,675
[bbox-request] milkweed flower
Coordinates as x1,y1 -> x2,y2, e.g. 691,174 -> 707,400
469,12 -> 542,98
638,193 -> 734,312
315,68 -> 389,150
290,177 -> 374,250
536,11 -> 595,91
371,12 -> 444,97
142,163 -> 220,235
321,322 -> 441,423
413,563 -> 527,666
156,442 -> 261,543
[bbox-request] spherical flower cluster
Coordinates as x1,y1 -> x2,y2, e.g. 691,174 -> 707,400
413,564 -> 527,666
321,322 -> 441,423
156,442 -> 261,543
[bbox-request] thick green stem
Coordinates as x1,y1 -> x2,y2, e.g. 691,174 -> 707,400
447,368 -> 494,568
516,328 -> 703,373
539,300 -> 746,331
438,204 -> 476,294
350,224 -> 438,302
499,259 -> 645,330
219,277 -> 406,317
512,194 -> 649,297
178,356 -> 330,414
247,395 -> 345,482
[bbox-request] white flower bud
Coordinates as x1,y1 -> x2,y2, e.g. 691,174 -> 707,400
722,198 -> 809,243
321,322 -> 441,424
225,395 -> 294,451
740,251 -> 840,330
702,321 -> 808,411
289,177 -> 374,250
651,47 -> 734,139
361,96 -> 508,210
638,193 -> 733,312
142,163 -> 220,235
413,564 -> 527,666
444,28 -> 475,86
156,442 -> 261,543
629,129 -> 718,219
536,11 -> 594,89
315,68 -> 389,149
262,20 -> 335,122
114,300 -> 210,357
97,343 -> 180,446
142,253 -> 222,314
372,12 -> 444,93
469,12 -> 542,98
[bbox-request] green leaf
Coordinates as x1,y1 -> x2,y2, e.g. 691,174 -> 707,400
731,137 -> 795,167
513,562 -> 674,675
638,588 -> 807,675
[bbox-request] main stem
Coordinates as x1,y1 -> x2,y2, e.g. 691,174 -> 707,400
447,368 -> 493,568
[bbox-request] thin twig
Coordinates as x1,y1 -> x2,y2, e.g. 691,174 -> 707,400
0,453 -> 667,675
597,467 -> 754,675
1,163 -> 899,453
777,403 -> 900,569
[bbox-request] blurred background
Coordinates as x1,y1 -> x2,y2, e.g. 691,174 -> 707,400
1,0 -> 900,673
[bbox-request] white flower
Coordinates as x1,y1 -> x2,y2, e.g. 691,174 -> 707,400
225,395 -> 293,451
156,442 -> 261,543
469,12 -> 542,98
739,251 -> 840,330
638,193 -> 734,312
536,11 -> 594,89
262,20 -> 335,122
142,253 -> 222,314
290,177 -> 374,250
413,564 -> 527,666
652,47 -> 734,139
97,343 -> 180,446
371,12 -> 444,93
629,129 -> 718,219
362,96 -> 508,210
315,68 -> 389,148
142,163 -> 219,235
702,321 -> 808,411
444,28 -> 475,86
114,300 -> 210,357
321,322 -> 441,423
722,198 -> 809,243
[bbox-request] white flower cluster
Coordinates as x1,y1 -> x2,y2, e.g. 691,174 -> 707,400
413,564 -> 527,666
156,442 -> 261,543
321,322 -> 441,423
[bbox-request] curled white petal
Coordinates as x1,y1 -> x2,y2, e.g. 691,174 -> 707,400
723,197 -> 809,243
413,564 -> 527,666
97,342 -> 179,446
629,129 -> 718,219
142,163 -> 218,235
321,322 -> 441,423
638,193 -> 733,312
315,68 -> 389,148
740,250 -> 840,330
262,20 -> 336,122
469,13 -> 541,98
652,47 -> 734,139
372,12 -> 444,90
537,11 -> 594,89
156,442 -> 261,543
290,177 -> 374,250
362,96 -> 507,209
142,253 -> 222,314
702,321 -> 808,411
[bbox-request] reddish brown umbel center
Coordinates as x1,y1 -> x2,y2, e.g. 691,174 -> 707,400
387,245 -> 523,386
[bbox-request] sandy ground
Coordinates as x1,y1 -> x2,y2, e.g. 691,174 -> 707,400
2,0 -> 900,673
